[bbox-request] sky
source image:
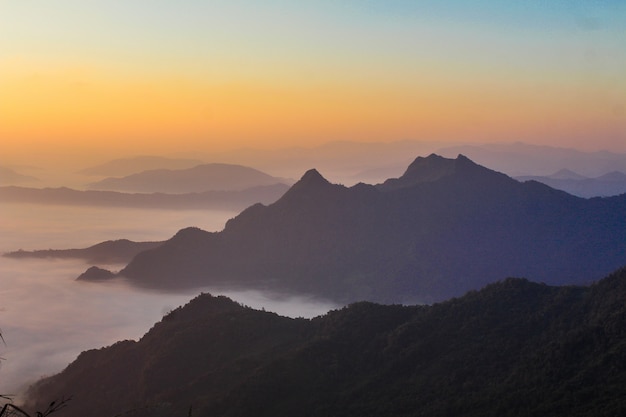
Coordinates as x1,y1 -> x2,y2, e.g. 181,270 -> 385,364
1,0 -> 625,167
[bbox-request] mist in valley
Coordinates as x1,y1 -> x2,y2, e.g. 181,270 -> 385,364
0,203 -> 337,398
2,0 -> 625,412
2,141 -> 626,404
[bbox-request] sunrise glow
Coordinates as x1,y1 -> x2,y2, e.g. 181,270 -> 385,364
1,1 -> 625,164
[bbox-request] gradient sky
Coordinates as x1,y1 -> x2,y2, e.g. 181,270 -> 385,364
1,0 -> 625,165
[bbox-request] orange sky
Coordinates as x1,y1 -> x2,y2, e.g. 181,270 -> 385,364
1,1 -> 625,168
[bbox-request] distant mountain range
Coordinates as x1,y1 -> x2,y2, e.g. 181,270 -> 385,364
3,239 -> 162,264
187,140 -> 626,186
201,139 -> 442,185
71,142 -> 626,189
0,184 -> 289,210
78,156 -> 204,177
0,166 -> 39,185
516,169 -> 626,198
436,142 -> 626,178
87,163 -> 292,194
25,267 -> 626,417
81,154 -> 626,304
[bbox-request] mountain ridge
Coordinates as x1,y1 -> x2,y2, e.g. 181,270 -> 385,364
87,163 -> 292,194
0,183 -> 289,210
25,267 -> 626,417
78,156 -> 204,177
516,170 -> 626,198
0,166 -> 39,185
109,154 -> 626,303
3,239 -> 163,264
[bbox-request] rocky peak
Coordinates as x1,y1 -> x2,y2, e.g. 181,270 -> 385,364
379,154 -> 481,190
299,169 -> 330,186
273,168 -> 341,204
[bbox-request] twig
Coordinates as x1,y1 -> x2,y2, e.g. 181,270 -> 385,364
35,396 -> 72,417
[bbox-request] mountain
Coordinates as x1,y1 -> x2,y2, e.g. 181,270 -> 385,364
436,142 -> 626,177
200,139 -> 447,185
516,170 -> 626,198
0,166 -> 39,185
112,154 -> 626,303
3,239 -> 162,264
76,266 -> 116,281
546,169 -> 588,180
87,163 -> 292,194
79,142 -> 626,188
598,171 -> 626,182
0,184 -> 289,210
78,156 -> 204,177
25,267 -> 626,417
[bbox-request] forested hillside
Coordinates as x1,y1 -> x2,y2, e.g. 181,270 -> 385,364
26,267 -> 626,417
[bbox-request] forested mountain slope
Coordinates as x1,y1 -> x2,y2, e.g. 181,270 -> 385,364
27,267 -> 626,417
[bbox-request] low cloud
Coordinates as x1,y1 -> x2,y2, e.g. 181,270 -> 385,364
0,257 -> 336,398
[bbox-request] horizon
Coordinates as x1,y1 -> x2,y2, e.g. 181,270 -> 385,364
3,139 -> 626,189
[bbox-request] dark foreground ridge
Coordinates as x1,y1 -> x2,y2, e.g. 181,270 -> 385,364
26,267 -> 626,417
111,154 -> 626,303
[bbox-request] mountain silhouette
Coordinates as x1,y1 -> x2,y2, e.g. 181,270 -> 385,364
546,168 -> 587,180
0,166 -> 39,185
76,266 -> 116,281
26,267 -> 626,417
436,142 -> 626,177
111,154 -> 626,303
517,170 -> 626,198
78,156 -> 204,177
87,163 -> 292,194
0,183 -> 289,210
4,239 -> 162,264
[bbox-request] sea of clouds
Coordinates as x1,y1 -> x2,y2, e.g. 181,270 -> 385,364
0,204 -> 337,398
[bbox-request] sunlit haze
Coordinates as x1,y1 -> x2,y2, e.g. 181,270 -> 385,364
1,0 -> 625,171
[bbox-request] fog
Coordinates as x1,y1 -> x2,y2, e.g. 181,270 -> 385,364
0,203 -> 338,398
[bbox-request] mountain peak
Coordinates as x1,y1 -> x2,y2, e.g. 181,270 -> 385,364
267,167 -> 344,208
379,154 -> 481,190
283,168 -> 331,193
76,266 -> 115,281
402,153 -> 476,180
548,169 -> 587,180
300,168 -> 328,184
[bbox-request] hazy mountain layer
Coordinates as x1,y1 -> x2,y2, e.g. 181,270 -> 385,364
3,239 -> 162,264
0,184 -> 289,211
517,171 -> 626,198
436,142 -> 626,177
78,156 -> 204,177
25,267 -> 626,417
115,154 -> 626,303
87,163 -> 292,194
0,166 -> 39,185
191,141 -> 626,185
